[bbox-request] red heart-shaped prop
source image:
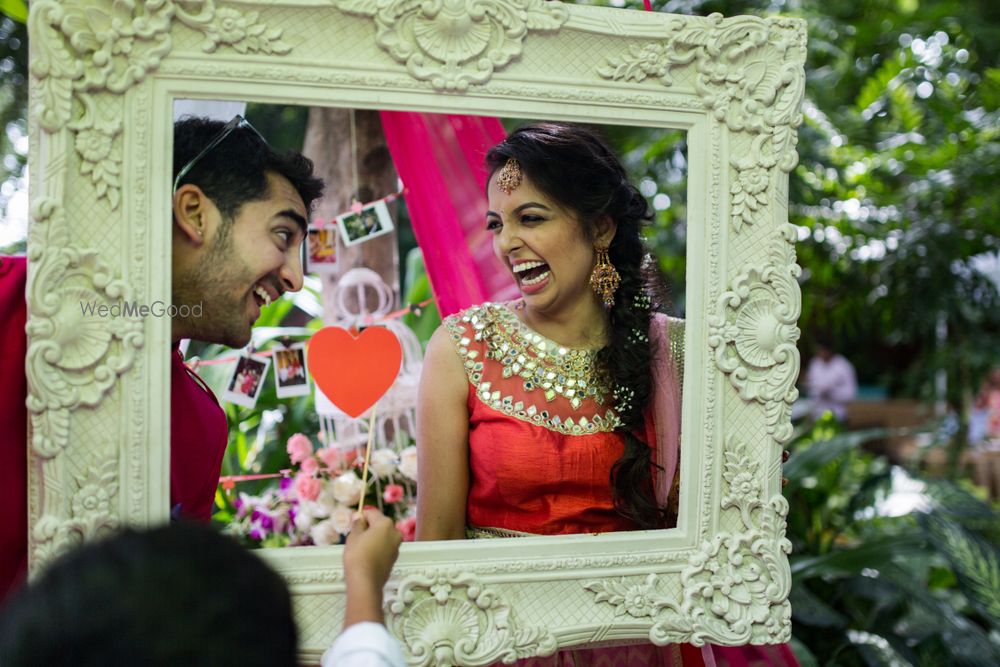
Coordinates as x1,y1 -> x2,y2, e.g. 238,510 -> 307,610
307,326 -> 402,418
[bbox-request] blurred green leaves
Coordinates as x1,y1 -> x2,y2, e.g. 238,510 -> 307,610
784,418 -> 1000,665
0,0 -> 27,23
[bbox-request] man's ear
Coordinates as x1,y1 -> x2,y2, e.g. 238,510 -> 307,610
172,184 -> 209,245
595,215 -> 617,247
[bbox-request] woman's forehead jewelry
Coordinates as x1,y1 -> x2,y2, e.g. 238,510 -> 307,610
496,158 -> 523,195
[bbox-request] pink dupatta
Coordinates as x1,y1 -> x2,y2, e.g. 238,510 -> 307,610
380,112 -> 517,317
649,313 -> 682,508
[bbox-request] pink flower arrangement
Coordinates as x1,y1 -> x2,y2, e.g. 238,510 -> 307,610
383,483 -> 405,504
316,446 -> 344,471
396,516 -> 416,542
299,457 -> 319,476
229,433 -> 418,549
287,433 -> 313,464
293,472 -> 321,501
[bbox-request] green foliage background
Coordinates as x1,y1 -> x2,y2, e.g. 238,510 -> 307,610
783,418 -> 1000,666
642,0 -> 1000,408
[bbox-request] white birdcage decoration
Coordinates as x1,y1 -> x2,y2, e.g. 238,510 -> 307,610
314,268 -> 423,460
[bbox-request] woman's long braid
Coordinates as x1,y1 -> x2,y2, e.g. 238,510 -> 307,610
597,181 -> 668,530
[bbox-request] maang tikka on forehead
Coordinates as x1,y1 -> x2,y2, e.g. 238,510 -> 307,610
496,158 -> 523,195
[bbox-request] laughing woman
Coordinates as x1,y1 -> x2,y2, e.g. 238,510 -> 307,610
415,123 -> 797,666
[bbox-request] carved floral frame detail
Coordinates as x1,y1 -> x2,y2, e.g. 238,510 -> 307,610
27,1 -> 806,663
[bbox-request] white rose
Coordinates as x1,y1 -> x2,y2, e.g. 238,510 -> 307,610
330,504 -> 354,535
298,499 -> 330,519
370,448 -> 399,477
331,471 -> 365,505
309,518 -> 340,546
399,445 -> 418,481
294,510 -> 316,533
317,486 -> 340,516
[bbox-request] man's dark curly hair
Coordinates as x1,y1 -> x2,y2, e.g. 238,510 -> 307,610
173,116 -> 324,222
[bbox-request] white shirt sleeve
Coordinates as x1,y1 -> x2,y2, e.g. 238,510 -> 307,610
321,622 -> 408,667
828,356 -> 857,403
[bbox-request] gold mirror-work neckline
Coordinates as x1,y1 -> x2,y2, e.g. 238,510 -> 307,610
494,303 -> 602,361
447,303 -> 620,435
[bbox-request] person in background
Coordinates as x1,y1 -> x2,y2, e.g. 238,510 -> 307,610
0,510 -> 405,667
970,367 -> 1000,499
805,338 -> 858,422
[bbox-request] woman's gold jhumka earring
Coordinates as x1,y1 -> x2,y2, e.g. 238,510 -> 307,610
590,244 -> 620,309
496,158 -> 522,194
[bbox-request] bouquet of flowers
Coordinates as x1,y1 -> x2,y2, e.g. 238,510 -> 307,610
226,433 -> 418,548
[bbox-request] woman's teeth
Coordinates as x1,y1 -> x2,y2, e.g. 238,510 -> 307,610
513,260 -> 546,274
254,285 -> 272,306
521,270 -> 550,286
513,261 -> 550,286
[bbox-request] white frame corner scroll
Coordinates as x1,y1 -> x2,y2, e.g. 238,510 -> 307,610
26,2 -> 806,664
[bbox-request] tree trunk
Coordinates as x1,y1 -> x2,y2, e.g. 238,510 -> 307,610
301,107 -> 399,324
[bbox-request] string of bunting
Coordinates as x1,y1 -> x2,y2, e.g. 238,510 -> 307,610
220,470 -> 292,491
313,189 -> 404,228
185,297 -> 434,370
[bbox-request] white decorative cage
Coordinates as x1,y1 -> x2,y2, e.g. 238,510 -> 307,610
315,268 -> 423,458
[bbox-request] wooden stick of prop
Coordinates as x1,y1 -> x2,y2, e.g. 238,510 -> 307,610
357,402 -> 378,514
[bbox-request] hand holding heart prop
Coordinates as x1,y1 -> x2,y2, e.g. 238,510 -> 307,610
307,326 -> 403,513
306,326 -> 403,419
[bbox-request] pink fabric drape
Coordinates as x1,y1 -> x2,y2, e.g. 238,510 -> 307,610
0,255 -> 27,602
380,112 -> 517,317
650,314 -> 682,508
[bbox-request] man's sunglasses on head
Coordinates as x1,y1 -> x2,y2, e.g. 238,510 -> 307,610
172,114 -> 311,274
172,115 -> 266,193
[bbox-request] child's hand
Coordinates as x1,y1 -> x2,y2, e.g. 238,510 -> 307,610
343,509 -> 402,591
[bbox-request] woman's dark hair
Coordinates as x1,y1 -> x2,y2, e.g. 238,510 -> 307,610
486,122 -> 670,529
173,116 -> 325,223
0,522 -> 297,666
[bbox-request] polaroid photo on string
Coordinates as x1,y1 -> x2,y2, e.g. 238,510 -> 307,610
307,222 -> 339,274
222,352 -> 271,408
272,342 -> 311,398
336,199 -> 394,247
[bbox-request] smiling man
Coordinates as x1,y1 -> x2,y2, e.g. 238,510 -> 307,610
170,116 -> 324,521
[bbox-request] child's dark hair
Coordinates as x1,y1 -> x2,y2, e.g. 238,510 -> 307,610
0,522 -> 297,666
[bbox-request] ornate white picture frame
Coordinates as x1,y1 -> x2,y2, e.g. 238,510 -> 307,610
26,2 -> 806,663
